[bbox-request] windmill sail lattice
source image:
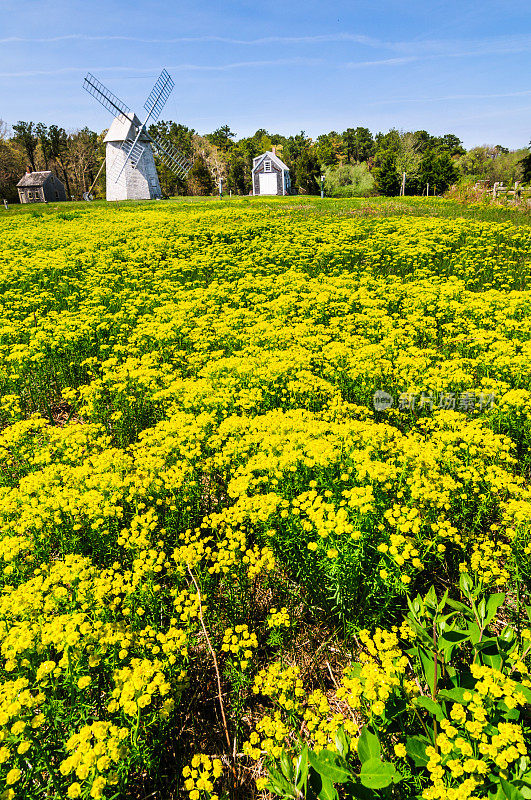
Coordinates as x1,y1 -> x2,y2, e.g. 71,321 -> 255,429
83,69 -> 191,201
83,74 -> 131,120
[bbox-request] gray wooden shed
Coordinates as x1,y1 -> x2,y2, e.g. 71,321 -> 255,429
16,171 -> 67,204
252,150 -> 291,196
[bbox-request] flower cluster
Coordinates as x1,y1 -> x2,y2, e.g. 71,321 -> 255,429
182,754 -> 223,800
221,625 -> 258,671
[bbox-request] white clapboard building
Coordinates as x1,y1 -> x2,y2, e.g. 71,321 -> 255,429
252,149 -> 291,196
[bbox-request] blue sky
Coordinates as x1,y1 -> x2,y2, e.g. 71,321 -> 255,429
0,0 -> 530,149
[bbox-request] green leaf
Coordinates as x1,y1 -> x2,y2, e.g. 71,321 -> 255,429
281,749 -> 295,781
357,726 -> 381,764
437,588 -> 449,612
405,617 -> 434,646
307,749 -> 352,784
425,585 -> 438,610
295,746 -> 309,790
500,778 -> 525,800
308,768 -> 339,800
446,597 -> 475,620
515,683 -> 531,703
467,621 -> 482,644
360,759 -> 398,790
459,571 -> 473,596
489,787 -> 506,800
485,593 -> 505,625
267,766 -> 298,799
477,640 -> 503,670
414,695 -> 444,720
334,727 -> 350,759
418,647 -> 436,691
405,736 -> 430,767
438,687 -> 470,703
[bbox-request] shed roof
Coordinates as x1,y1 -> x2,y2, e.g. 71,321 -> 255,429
17,171 -> 54,188
252,151 -> 290,173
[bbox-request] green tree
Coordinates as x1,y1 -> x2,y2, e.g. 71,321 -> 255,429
149,121 -> 195,196
12,121 -> 38,171
412,129 -> 434,153
432,133 -> 465,157
292,146 -> 320,194
227,153 -> 247,194
434,151 -> 459,192
188,155 -> 214,195
324,162 -> 375,197
67,128 -> 100,196
520,143 -> 531,183
0,121 -> 24,202
34,123 -> 50,169
418,149 -> 439,192
314,132 -> 345,167
47,125 -> 71,196
374,150 -> 400,196
374,129 -> 401,157
205,125 -> 236,151
343,127 -> 374,163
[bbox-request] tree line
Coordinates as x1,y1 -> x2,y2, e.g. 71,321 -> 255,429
1,118 -> 530,202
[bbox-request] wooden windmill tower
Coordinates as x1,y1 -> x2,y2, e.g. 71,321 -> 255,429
83,70 -> 191,201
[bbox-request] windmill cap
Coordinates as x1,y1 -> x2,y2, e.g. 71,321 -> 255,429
103,112 -> 146,144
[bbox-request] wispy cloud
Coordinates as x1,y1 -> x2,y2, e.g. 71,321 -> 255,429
1,31 -> 530,59
0,58 -> 323,79
0,32 -> 378,46
346,57 -> 417,68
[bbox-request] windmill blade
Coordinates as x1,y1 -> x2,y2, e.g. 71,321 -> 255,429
83,73 -> 131,119
150,136 -> 192,178
143,69 -> 174,124
110,136 -> 147,184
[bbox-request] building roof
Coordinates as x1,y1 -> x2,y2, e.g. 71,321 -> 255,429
17,171 -> 55,188
252,151 -> 290,173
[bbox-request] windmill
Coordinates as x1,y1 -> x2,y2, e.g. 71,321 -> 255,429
83,69 -> 191,201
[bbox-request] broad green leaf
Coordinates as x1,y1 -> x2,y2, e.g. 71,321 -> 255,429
485,593 -> 505,625
295,746 -> 309,790
334,727 -> 350,758
467,621 -> 482,644
477,640 -> 503,670
437,588 -> 449,612
438,687 -> 470,703
418,647 -> 436,692
360,759 -> 398,790
307,749 -> 352,784
281,748 -> 295,781
459,571 -> 473,596
308,768 -> 339,800
405,617 -> 434,646
446,597 -> 475,620
500,777 -> 525,800
357,726 -> 380,764
414,695 -> 444,721
267,766 -> 298,798
489,787 -> 506,800
405,736 -> 430,767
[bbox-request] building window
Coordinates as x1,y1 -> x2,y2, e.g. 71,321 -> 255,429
27,191 -> 33,199
264,160 -> 272,172
55,191 -> 59,199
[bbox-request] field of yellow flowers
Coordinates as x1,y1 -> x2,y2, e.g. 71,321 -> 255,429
0,196 -> 530,800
